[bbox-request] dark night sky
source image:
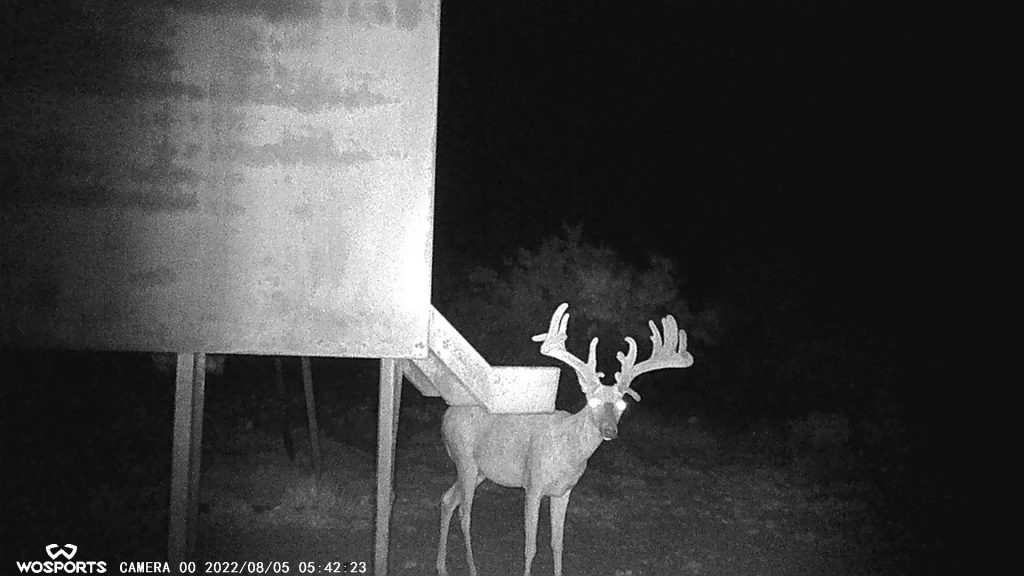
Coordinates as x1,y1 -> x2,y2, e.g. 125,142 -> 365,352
432,1 -> 945,338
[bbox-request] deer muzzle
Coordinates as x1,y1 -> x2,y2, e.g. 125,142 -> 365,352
596,402 -> 619,440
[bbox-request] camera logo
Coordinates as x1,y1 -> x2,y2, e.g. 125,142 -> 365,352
46,545 -> 78,560
15,544 -> 106,574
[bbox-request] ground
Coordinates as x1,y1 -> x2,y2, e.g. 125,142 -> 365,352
194,401 -> 898,576
1,354 -> 911,575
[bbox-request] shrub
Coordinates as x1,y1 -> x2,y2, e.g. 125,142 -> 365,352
436,225 -> 715,410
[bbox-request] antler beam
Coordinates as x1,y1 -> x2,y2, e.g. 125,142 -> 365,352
614,314 -> 694,398
531,303 -> 604,393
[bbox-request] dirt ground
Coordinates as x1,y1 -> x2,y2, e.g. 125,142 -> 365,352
195,402 -> 898,576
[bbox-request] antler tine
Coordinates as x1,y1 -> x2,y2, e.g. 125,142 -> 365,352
614,314 -> 694,397
532,303 -> 603,392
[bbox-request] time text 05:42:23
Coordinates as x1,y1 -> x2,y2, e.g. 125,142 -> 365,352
186,561 -> 368,574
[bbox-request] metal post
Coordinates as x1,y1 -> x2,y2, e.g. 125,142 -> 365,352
186,353 -> 206,557
374,358 -> 403,575
301,356 -> 322,487
274,358 -> 296,462
169,353 -> 196,566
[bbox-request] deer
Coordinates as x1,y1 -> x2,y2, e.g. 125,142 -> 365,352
437,302 -> 694,576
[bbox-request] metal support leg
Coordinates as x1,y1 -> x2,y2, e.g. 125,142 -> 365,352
187,353 -> 206,556
301,356 -> 322,487
169,352 -> 205,566
374,358 -> 403,576
274,358 -> 296,462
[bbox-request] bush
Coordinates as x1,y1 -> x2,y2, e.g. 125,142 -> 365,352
436,225 -> 715,411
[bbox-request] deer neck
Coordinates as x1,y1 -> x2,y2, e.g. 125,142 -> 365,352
558,404 -> 605,463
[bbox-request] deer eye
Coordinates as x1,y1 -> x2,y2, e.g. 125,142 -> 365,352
614,399 -> 628,412
587,397 -> 602,408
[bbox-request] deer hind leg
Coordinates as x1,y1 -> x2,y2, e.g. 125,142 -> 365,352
438,473 -> 484,576
437,482 -> 460,576
523,491 -> 543,576
457,472 -> 484,576
549,490 -> 572,576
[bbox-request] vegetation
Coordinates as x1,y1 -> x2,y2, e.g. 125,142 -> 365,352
437,226 -> 895,426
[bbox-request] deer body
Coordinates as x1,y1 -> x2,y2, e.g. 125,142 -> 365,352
438,405 -> 606,576
437,303 -> 693,576
443,405 -> 601,494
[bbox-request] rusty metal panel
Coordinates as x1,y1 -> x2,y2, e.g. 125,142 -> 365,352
1,0 -> 438,357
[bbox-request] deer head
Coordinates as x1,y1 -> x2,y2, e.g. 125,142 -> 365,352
532,302 -> 694,440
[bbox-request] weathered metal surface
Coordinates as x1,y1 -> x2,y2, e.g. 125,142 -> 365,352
405,306 -> 558,412
402,356 -> 442,397
488,366 -> 558,413
405,351 -> 479,404
0,0 -> 439,357
425,306 -> 494,390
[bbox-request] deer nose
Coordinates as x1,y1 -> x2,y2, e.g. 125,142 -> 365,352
600,424 -> 618,441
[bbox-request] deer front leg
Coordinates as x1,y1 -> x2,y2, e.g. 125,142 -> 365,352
523,491 -> 543,576
549,489 -> 572,576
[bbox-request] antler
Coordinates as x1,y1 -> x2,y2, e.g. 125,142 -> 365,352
532,303 -> 604,393
614,314 -> 694,400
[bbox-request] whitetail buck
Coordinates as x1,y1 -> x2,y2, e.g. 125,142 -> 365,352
437,302 -> 694,576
